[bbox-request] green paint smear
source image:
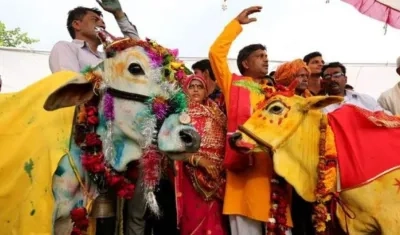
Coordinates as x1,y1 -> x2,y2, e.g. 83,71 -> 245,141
27,116 -> 35,124
24,159 -> 34,183
30,201 -> 35,216
54,165 -> 65,176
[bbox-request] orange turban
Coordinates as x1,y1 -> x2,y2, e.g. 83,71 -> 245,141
274,59 -> 310,86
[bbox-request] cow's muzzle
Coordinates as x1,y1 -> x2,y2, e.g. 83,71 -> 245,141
236,126 -> 274,155
228,132 -> 256,153
179,129 -> 201,152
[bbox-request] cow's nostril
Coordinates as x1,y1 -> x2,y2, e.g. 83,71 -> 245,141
231,132 -> 242,142
179,130 -> 194,144
229,132 -> 242,149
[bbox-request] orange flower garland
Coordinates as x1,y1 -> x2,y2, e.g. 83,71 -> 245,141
313,115 -> 338,234
266,174 -> 290,235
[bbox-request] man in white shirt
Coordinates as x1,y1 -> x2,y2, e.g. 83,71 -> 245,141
320,62 -> 388,114
377,56 -> 400,115
49,0 -> 139,73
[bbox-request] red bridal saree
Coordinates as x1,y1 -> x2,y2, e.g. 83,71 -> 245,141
175,100 -> 228,235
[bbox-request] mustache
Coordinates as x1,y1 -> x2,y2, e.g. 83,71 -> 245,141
327,81 -> 340,87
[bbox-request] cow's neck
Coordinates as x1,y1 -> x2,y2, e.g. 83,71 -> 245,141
274,110 -> 326,202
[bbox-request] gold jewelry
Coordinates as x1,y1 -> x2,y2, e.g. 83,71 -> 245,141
194,156 -> 203,167
189,155 -> 195,165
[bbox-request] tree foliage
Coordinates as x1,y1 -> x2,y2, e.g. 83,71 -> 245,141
0,21 -> 39,48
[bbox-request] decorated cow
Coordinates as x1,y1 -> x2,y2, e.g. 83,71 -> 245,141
230,81 -> 400,234
0,28 -> 201,235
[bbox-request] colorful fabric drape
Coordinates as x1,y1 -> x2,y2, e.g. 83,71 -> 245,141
342,0 -> 400,29
0,71 -> 77,234
328,104 -> 400,190
175,100 -> 227,235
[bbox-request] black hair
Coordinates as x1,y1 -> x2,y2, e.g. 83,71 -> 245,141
321,62 -> 347,75
67,7 -> 102,39
265,75 -> 276,86
303,51 -> 322,64
269,71 -> 275,77
191,59 -> 215,81
237,44 -> 266,75
345,84 -> 354,90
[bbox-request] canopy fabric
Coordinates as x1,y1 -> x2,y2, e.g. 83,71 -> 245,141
0,71 -> 76,234
342,0 -> 400,29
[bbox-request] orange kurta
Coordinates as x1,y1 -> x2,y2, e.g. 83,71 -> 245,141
209,19 -> 293,225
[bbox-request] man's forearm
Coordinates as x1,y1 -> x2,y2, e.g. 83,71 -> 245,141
113,10 -> 125,20
209,19 -> 243,98
115,12 -> 140,39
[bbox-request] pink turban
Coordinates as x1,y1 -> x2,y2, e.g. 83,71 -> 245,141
183,75 -> 208,94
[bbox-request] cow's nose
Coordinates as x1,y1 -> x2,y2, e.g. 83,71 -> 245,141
179,129 -> 201,152
229,132 -> 242,148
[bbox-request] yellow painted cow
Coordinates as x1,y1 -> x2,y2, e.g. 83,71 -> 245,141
231,81 -> 400,234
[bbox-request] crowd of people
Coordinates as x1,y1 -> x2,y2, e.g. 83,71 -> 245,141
9,0 -> 400,234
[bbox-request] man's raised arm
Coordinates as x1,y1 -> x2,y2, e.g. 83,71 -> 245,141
208,19 -> 242,98
209,6 -> 262,99
97,0 -> 140,39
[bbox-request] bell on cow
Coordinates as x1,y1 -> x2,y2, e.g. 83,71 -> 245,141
89,193 -> 115,218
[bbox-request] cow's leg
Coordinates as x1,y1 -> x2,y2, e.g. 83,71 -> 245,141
52,154 -> 82,235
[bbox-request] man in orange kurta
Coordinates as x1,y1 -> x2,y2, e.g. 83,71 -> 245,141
209,6 -> 292,235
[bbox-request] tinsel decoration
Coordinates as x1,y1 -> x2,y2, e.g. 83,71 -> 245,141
103,92 -> 115,163
136,89 -> 188,149
140,145 -> 163,216
81,65 -> 103,89
151,97 -> 170,121
168,90 -> 187,114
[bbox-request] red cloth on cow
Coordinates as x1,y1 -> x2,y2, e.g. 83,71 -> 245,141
328,105 -> 400,190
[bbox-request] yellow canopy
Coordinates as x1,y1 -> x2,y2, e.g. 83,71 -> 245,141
0,71 -> 77,234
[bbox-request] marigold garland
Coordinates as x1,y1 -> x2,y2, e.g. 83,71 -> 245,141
266,174 -> 290,235
71,103 -> 136,234
313,115 -> 338,234
70,207 -> 89,235
78,104 -> 136,199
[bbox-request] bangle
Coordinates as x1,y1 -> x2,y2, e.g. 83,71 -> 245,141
194,156 -> 202,167
189,155 -> 195,166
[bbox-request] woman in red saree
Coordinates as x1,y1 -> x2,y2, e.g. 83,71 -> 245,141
175,74 -> 228,235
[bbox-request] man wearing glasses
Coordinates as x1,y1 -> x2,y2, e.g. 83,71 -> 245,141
321,62 -> 388,114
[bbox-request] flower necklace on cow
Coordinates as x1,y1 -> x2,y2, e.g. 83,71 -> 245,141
313,115 -> 338,234
69,29 -> 191,235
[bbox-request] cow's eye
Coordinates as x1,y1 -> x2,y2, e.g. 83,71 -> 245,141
128,63 -> 144,75
265,101 -> 284,114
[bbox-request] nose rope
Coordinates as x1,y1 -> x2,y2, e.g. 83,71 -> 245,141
329,192 -> 356,234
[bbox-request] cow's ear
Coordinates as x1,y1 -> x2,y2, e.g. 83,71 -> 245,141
44,74 -> 94,111
304,96 -> 343,110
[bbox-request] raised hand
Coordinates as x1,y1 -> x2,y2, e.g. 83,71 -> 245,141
96,0 -> 122,14
236,6 -> 262,25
